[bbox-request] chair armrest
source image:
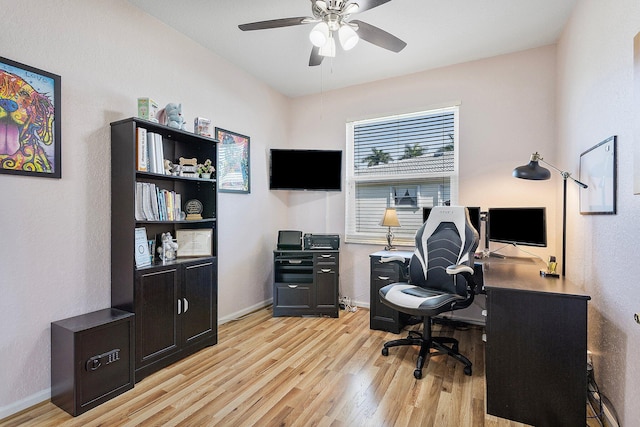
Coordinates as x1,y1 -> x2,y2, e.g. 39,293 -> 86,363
447,264 -> 478,295
380,255 -> 408,264
379,256 -> 410,282
446,265 -> 474,275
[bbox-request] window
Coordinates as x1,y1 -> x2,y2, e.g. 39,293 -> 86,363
345,106 -> 459,245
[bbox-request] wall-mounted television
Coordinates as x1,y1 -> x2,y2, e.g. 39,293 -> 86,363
423,206 -> 481,234
269,149 -> 342,191
487,207 -> 547,247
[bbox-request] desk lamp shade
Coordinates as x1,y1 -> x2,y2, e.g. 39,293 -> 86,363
512,153 -> 551,180
380,208 -> 400,250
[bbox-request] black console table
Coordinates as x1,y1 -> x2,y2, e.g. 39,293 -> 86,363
273,249 -> 339,317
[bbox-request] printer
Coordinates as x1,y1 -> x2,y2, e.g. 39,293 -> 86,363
303,234 -> 340,250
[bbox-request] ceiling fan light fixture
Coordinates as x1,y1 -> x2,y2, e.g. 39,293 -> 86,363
338,24 -> 359,50
309,22 -> 330,47
314,0 -> 328,12
342,2 -> 359,15
319,35 -> 336,57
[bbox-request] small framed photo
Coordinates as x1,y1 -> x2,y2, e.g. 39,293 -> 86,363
0,56 -> 61,178
215,127 -> 250,193
579,135 -> 617,215
176,229 -> 213,257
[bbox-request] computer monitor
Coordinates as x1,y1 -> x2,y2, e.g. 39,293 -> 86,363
487,207 -> 547,247
423,206 -> 481,234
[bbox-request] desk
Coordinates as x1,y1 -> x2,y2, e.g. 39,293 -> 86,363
483,259 -> 590,427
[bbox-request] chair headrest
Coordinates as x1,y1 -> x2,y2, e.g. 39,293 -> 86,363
416,206 -> 477,270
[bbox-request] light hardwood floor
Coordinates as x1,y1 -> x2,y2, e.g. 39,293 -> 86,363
1,307 -> 592,426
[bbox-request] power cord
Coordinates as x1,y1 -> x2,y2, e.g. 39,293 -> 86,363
587,361 -> 622,427
338,296 -> 357,312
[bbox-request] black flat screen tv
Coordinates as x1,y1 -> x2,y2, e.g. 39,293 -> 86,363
269,149 -> 342,191
487,207 -> 547,247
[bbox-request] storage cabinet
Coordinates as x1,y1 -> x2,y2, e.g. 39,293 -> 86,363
51,308 -> 134,416
110,118 -> 218,382
369,251 -> 413,333
273,250 -> 339,317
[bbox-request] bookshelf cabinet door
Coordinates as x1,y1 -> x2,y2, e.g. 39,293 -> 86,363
182,259 -> 215,345
135,267 -> 180,367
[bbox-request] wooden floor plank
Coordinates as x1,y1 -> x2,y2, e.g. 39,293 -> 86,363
1,306 -> 597,427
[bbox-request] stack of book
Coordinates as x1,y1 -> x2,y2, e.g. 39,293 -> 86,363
135,182 -> 182,221
136,127 -> 167,174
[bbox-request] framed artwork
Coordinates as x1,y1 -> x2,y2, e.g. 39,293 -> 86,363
579,135 -> 617,215
0,56 -> 61,178
176,229 -> 213,257
215,127 -> 250,193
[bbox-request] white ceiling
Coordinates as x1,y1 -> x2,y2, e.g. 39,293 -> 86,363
128,0 -> 577,98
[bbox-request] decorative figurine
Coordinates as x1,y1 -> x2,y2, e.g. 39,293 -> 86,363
157,232 -> 179,261
197,159 -> 215,179
157,103 -> 187,130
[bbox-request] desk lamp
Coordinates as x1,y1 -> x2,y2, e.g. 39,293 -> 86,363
513,152 -> 588,276
380,208 -> 401,250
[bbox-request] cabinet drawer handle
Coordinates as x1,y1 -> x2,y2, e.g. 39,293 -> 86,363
183,298 -> 189,313
288,260 -> 303,264
320,269 -> 332,273
321,254 -> 332,258
177,299 -> 182,315
378,276 -> 390,280
288,284 -> 298,288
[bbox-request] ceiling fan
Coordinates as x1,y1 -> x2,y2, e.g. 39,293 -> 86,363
238,0 -> 407,66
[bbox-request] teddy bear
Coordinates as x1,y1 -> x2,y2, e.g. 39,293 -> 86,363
157,103 -> 187,130
157,232 -> 179,261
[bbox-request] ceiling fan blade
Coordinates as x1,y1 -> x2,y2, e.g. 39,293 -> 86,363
239,17 -> 310,31
353,0 -> 392,13
309,46 -> 324,66
350,19 -> 406,52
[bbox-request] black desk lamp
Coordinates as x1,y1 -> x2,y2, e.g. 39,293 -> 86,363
513,152 -> 588,276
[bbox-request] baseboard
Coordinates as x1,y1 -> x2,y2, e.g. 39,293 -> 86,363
353,300 -> 370,310
0,389 -> 50,420
602,401 -> 619,427
218,299 -> 273,325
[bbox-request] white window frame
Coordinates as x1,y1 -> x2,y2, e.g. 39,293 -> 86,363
345,106 -> 460,246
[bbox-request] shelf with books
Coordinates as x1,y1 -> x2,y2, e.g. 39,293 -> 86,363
111,117 -> 219,382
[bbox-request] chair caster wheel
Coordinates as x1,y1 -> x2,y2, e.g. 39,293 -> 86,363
413,369 -> 422,379
464,366 -> 472,376
382,347 -> 389,356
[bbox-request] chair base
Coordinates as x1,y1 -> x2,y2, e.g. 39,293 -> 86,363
381,317 -> 472,379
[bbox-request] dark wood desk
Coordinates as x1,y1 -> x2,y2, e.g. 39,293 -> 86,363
483,258 -> 590,427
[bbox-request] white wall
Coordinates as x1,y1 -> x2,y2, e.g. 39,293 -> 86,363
557,1 -> 640,425
288,46 -> 559,306
0,0 -> 289,417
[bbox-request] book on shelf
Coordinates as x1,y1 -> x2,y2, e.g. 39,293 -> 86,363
134,182 -> 182,222
136,127 -> 148,172
145,132 -> 165,174
135,182 -> 145,220
134,227 -> 152,268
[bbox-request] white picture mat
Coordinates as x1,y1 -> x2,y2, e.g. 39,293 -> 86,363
579,136 -> 616,214
135,227 -> 151,267
177,229 -> 213,257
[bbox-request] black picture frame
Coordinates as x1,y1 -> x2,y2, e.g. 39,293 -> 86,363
215,127 -> 250,194
579,135 -> 617,215
0,56 -> 61,178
